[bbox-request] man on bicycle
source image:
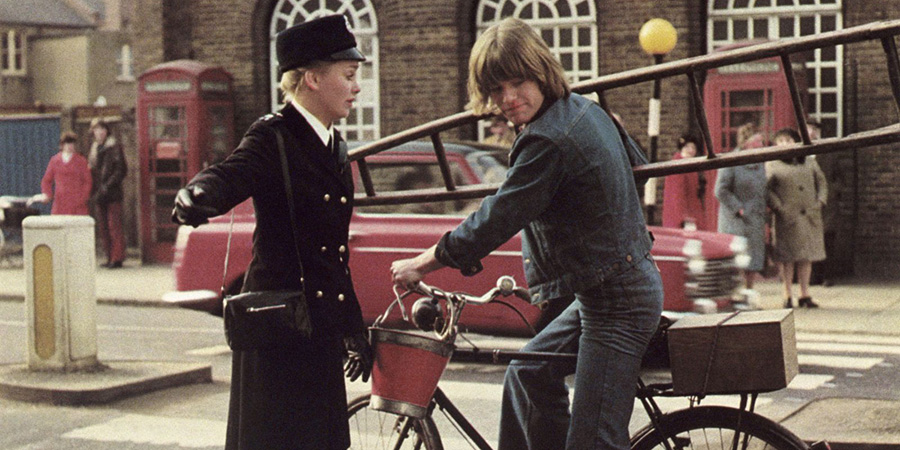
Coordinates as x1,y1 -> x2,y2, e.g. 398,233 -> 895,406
391,18 -> 663,450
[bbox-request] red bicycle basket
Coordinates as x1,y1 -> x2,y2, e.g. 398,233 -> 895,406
369,326 -> 454,419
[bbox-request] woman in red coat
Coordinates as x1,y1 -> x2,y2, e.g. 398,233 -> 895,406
662,134 -> 709,230
30,132 -> 92,215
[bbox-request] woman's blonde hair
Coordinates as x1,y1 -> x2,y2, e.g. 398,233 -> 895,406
279,61 -> 327,104
735,122 -> 758,148
466,18 -> 570,115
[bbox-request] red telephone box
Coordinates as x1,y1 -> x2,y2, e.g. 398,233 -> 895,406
702,43 -> 809,230
137,60 -> 234,263
705,44 -> 808,155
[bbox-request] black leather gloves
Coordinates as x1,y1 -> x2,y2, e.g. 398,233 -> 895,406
343,332 -> 374,382
171,185 -> 221,228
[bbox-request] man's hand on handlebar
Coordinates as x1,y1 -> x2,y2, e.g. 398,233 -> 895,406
390,244 -> 445,291
390,257 -> 425,291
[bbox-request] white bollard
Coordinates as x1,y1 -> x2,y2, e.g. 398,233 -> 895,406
22,215 -> 99,371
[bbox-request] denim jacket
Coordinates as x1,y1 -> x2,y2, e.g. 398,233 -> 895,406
436,93 -> 653,305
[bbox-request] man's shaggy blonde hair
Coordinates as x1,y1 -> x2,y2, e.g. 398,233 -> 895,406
466,18 -> 570,115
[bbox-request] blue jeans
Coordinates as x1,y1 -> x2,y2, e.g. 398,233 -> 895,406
498,255 -> 663,450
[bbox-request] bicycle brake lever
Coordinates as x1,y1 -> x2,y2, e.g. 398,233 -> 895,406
513,287 -> 531,302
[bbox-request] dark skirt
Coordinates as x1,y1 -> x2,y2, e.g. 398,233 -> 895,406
225,338 -> 348,450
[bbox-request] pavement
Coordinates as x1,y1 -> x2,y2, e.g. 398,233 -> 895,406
0,259 -> 899,448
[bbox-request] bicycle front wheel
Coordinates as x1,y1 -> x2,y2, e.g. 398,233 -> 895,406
630,406 -> 808,450
348,394 -> 443,450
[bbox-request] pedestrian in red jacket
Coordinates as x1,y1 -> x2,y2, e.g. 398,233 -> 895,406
30,132 -> 92,215
662,134 -> 712,230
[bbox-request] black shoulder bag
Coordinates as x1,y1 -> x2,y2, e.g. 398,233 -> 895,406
222,129 -> 312,351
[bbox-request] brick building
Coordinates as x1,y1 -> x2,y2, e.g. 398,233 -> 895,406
134,0 -> 900,277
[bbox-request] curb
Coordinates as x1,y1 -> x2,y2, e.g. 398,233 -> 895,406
0,294 -> 175,309
0,361 -> 212,405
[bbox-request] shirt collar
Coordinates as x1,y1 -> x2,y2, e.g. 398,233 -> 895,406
291,100 -> 333,146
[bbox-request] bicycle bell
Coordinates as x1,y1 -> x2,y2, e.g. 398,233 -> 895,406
412,297 -> 445,332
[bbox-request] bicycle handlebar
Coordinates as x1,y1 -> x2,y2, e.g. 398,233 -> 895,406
375,276 -> 532,339
411,275 -> 531,305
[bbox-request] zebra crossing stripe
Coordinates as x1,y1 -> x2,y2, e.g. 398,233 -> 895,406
797,332 -> 900,346
788,374 -> 835,391
62,414 -> 225,448
797,341 -> 900,356
798,354 -> 884,370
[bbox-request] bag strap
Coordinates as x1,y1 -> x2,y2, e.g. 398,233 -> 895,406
220,127 -> 306,295
274,128 -> 306,287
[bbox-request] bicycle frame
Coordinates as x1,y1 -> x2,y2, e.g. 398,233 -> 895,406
413,348 -> 771,450
358,278 -> 818,450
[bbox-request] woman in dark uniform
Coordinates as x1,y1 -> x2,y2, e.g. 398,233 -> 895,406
171,15 -> 372,449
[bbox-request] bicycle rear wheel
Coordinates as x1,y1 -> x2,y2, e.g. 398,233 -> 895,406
630,406 -> 808,450
348,394 -> 443,450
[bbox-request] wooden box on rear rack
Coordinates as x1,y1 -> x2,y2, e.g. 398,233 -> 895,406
667,309 -> 798,396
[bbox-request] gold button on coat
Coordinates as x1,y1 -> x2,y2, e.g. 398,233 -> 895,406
338,294 -> 345,301
324,194 -> 331,201
316,291 -> 323,298
340,196 -> 347,204
320,246 -> 327,252
339,245 -> 346,253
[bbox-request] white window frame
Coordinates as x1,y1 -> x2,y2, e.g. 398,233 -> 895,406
475,0 -> 598,139
708,0 -> 843,137
117,43 -> 135,81
269,0 -> 380,142
1,29 -> 26,76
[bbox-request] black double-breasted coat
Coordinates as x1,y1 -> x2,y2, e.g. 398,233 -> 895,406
185,104 -> 366,449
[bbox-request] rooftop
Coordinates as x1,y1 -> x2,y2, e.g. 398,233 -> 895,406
0,0 -> 100,28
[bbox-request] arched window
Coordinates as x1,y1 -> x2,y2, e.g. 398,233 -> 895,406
269,0 -> 380,141
708,0 -> 843,137
476,0 -> 599,83
475,1 -> 598,139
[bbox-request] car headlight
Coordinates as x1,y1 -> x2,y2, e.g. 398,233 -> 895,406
729,235 -> 748,254
693,299 -> 718,314
687,257 -> 707,274
682,239 -> 702,258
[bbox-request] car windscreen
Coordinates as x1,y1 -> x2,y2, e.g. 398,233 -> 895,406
353,149 -> 506,216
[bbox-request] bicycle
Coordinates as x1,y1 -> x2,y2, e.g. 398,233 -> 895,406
347,276 -> 830,450
0,196 -> 39,268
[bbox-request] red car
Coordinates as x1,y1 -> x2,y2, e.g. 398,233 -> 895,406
166,141 -> 751,336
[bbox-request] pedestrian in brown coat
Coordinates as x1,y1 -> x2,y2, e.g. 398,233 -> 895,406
766,128 -> 827,308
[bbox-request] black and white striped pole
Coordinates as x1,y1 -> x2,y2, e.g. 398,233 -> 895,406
639,18 -> 677,225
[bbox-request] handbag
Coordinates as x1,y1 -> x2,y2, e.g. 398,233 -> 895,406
222,129 -> 312,351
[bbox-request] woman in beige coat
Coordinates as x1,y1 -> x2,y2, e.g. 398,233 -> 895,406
766,128 -> 828,308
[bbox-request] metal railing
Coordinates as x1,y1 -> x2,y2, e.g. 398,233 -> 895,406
349,19 -> 900,207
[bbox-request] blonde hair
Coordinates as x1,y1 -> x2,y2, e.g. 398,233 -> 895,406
278,61 -> 327,103
466,18 -> 570,115
735,123 -> 757,148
